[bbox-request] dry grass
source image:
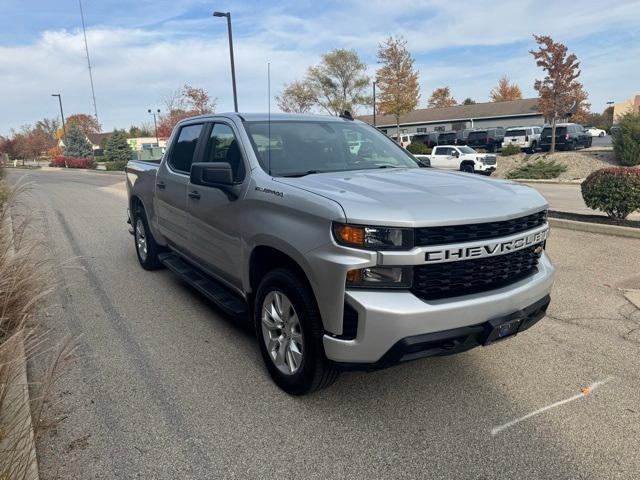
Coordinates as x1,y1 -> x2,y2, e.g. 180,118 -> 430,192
0,167 -> 77,480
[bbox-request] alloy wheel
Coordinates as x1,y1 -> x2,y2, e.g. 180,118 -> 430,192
261,290 -> 304,375
135,218 -> 148,262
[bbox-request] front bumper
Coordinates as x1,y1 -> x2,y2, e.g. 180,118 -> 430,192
323,252 -> 555,365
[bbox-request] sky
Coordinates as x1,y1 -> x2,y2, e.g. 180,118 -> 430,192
1,0 -> 639,135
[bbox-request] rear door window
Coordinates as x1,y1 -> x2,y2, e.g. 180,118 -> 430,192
435,147 -> 450,155
169,124 -> 204,173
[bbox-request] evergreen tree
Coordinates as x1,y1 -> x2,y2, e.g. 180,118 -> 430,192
63,124 -> 93,158
104,130 -> 133,163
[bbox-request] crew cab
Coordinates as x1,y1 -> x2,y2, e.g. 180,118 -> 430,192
466,128 -> 506,152
437,130 -> 471,146
540,123 -> 592,151
126,112 -> 554,395
418,145 -> 497,175
502,126 -> 541,153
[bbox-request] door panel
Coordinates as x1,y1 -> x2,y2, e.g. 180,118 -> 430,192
156,123 -> 204,252
187,123 -> 247,287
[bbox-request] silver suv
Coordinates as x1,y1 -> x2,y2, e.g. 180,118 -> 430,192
126,113 -> 555,395
502,126 -> 542,153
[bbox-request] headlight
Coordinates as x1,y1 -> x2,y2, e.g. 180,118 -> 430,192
332,223 -> 413,250
346,266 -> 412,288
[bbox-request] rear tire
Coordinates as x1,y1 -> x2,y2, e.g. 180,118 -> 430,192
133,205 -> 164,270
254,268 -> 339,395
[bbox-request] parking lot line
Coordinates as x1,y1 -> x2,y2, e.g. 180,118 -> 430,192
491,377 -> 613,436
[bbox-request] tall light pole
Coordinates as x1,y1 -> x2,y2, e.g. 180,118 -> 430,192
372,82 -> 377,127
213,11 -> 238,112
51,93 -> 66,138
79,0 -> 99,123
148,109 -> 160,145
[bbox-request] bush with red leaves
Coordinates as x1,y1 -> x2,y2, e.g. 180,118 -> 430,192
49,156 -> 96,169
581,167 -> 640,219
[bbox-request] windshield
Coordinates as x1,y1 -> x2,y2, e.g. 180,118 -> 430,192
457,146 -> 476,154
244,120 -> 419,176
542,127 -> 567,136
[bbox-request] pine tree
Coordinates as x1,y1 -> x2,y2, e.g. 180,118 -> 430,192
63,124 -> 93,158
104,130 -> 132,163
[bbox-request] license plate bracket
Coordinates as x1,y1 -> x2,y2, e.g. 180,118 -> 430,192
483,317 -> 524,345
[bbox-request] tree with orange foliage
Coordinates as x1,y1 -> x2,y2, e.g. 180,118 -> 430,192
157,84 -> 216,138
530,34 -> 583,153
376,36 -> 420,139
568,85 -> 591,124
489,76 -> 522,102
427,87 -> 457,108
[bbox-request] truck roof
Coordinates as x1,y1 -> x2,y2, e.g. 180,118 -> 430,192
180,112 -> 360,123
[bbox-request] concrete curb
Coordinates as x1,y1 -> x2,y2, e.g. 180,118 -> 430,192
549,217 -> 640,239
517,179 -> 584,185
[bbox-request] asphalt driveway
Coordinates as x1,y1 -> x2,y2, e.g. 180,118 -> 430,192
8,169 -> 640,480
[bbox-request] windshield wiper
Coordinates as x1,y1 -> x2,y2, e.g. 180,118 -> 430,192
279,170 -> 320,178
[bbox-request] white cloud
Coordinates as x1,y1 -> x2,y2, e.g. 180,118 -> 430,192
1,0 -> 639,133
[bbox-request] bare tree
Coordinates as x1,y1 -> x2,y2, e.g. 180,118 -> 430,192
530,34 -> 582,153
489,76 -> 523,102
276,80 -> 316,113
375,36 -> 420,139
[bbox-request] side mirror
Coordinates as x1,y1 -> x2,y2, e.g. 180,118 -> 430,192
190,162 -> 233,187
452,151 -> 460,158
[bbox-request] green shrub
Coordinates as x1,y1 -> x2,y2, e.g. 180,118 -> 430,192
500,144 -> 521,156
506,160 -> 567,179
104,160 -> 127,171
612,112 -> 640,166
581,167 -> 640,219
406,142 -> 431,155
94,155 -> 106,162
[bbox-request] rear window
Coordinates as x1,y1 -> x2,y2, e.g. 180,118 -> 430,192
467,131 -> 487,140
542,127 -> 567,135
505,129 -> 526,137
169,123 -> 203,172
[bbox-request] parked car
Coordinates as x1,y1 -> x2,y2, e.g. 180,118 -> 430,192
437,129 -> 472,146
418,145 -> 496,175
126,112 -> 554,395
411,132 -> 439,148
502,126 -> 542,153
466,128 -> 506,152
539,123 -> 592,151
584,126 -> 606,137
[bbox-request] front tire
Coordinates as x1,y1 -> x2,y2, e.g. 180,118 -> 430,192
133,206 -> 163,270
254,268 -> 339,395
461,163 -> 475,174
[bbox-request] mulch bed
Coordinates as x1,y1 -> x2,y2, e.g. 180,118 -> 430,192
549,210 -> 640,229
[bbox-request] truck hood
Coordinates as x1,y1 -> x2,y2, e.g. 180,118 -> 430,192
276,168 -> 548,227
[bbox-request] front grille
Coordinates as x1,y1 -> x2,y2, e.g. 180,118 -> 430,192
412,245 -> 543,300
414,211 -> 547,247
483,156 -> 497,165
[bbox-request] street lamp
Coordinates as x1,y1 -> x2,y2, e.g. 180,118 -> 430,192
213,11 -> 238,112
372,82 -> 377,127
148,109 -> 160,146
51,93 -> 66,138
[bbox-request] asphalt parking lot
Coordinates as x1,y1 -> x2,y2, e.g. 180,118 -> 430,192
9,169 -> 640,479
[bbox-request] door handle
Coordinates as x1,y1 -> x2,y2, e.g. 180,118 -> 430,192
188,190 -> 201,200
156,181 -> 166,189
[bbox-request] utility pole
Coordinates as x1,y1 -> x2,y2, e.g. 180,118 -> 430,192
213,11 -> 238,112
51,94 -> 66,138
79,0 -> 99,124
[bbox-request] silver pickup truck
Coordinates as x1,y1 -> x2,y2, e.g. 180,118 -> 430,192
126,112 -> 555,395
